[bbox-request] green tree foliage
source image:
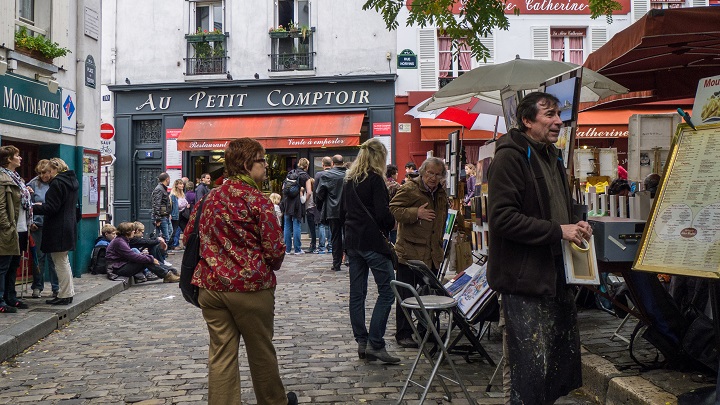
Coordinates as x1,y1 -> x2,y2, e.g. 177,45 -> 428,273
362,0 -> 622,62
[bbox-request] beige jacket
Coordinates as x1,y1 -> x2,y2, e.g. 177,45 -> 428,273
390,177 -> 448,269
0,171 -> 20,256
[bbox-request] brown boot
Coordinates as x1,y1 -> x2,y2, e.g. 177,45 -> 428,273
163,273 -> 180,283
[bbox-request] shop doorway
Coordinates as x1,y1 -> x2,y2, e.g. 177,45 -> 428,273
131,120 -> 164,228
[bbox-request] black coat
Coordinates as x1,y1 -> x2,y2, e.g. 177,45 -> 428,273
315,166 -> 346,221
33,170 -> 79,253
341,172 -> 395,255
280,169 -> 311,220
486,129 -> 574,297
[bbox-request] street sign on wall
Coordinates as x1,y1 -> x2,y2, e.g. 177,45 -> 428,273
0,73 -> 61,132
100,122 -> 116,155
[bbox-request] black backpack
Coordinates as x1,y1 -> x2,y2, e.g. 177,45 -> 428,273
282,170 -> 300,198
180,196 -> 206,308
88,245 -> 108,274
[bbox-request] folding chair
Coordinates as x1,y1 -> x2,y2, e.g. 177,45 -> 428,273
391,280 -> 476,405
406,260 -> 496,366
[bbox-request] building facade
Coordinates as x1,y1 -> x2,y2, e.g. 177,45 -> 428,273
0,0 -> 103,274
102,0 -> 398,226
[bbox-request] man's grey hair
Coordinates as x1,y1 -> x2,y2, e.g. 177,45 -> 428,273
418,157 -> 447,177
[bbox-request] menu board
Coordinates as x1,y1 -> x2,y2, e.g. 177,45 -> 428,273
635,123 -> 720,278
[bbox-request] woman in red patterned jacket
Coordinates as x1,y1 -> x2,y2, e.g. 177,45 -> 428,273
184,138 -> 297,405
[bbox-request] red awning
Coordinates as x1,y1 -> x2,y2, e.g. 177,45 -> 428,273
419,118 -> 496,141
177,113 -> 365,151
577,108 -> 678,138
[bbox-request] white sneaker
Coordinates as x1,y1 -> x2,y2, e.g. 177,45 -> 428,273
32,289 -> 41,298
295,250 -> 305,255
163,260 -> 172,266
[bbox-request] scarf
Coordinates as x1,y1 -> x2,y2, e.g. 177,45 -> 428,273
1,167 -> 32,223
232,173 -> 261,191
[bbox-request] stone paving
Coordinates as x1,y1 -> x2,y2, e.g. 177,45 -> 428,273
0,249 -> 710,404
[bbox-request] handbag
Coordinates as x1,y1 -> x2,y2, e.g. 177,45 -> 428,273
179,196 -> 206,308
351,182 -> 399,269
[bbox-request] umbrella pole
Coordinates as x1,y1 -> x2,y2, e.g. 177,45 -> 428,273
492,116 -> 499,140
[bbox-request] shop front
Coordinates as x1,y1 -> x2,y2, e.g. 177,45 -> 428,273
109,74 -> 396,225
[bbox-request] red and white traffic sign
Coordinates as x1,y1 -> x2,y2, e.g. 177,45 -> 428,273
100,123 -> 115,140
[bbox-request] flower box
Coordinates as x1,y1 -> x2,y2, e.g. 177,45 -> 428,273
269,31 -> 290,38
185,34 -> 206,43
204,33 -> 226,42
14,46 -> 53,64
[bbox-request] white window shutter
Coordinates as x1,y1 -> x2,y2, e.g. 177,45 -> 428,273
418,29 -> 438,90
632,0 -> 650,21
531,27 -> 550,60
477,32 -> 495,65
692,0 -> 709,6
589,27 -> 608,54
51,0 -> 70,69
0,1 -> 14,51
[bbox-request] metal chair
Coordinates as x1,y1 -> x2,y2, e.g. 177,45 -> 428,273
390,280 -> 476,405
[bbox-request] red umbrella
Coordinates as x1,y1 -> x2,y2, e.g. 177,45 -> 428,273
584,6 -> 720,107
406,97 -> 507,133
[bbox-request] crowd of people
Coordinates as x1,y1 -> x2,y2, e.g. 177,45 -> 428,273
0,147 -> 79,312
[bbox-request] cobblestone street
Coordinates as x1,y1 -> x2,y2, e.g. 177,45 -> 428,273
0,251 -> 598,404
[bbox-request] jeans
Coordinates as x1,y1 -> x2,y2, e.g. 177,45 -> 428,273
328,219 -> 343,270
171,219 -> 181,248
347,249 -> 396,349
30,227 -> 59,292
156,217 -> 172,243
317,224 -> 328,251
283,215 -> 302,253
0,255 -> 20,306
306,211 -> 317,251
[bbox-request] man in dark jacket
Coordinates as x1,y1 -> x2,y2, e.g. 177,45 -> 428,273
281,159 -> 312,254
487,92 -> 592,404
315,155 -> 347,271
152,173 -> 172,242
314,156 -> 332,253
195,173 -> 211,201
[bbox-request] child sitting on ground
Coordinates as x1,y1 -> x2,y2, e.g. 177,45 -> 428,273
128,221 -> 171,282
105,222 -> 180,284
94,224 -> 117,247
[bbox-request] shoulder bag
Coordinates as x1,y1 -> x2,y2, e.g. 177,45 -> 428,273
179,196 -> 207,307
351,181 -> 398,270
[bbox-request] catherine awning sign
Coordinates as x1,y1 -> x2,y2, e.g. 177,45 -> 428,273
0,73 -> 62,132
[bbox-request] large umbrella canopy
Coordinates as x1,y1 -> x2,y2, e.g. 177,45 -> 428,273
421,56 -> 628,112
406,97 -> 507,133
584,7 -> 720,105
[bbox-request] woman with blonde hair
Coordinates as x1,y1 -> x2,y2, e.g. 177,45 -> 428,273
342,138 -> 398,364
33,157 -> 78,305
169,179 -> 188,249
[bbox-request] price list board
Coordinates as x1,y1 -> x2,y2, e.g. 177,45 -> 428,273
636,123 -> 720,278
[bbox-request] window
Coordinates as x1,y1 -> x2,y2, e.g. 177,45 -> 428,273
438,35 -> 472,79
18,0 -> 33,23
275,0 -> 310,30
550,28 -> 585,65
193,2 -> 223,33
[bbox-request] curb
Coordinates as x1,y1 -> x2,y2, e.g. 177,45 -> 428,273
0,281 -> 126,363
581,351 -> 679,405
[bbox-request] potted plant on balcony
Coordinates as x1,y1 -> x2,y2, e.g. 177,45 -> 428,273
269,25 -> 289,38
14,26 -> 71,63
185,27 -> 206,42
204,28 -> 226,42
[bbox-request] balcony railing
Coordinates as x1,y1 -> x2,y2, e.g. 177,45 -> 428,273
186,56 -> 227,75
186,33 -> 228,76
270,52 -> 314,72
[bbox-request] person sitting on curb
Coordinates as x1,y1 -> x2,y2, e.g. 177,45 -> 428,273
128,221 -> 171,282
93,224 -> 117,248
105,222 -> 180,285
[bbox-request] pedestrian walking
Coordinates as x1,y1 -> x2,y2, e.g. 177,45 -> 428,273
32,157 -> 79,306
185,138 -> 297,405
342,138 -> 399,364
170,179 -> 188,249
487,91 -> 592,404
315,155 -> 346,271
281,158 -> 311,254
314,156 -> 332,253
152,173 -> 172,243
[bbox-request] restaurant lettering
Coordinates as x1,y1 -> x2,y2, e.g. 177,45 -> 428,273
704,78 -> 720,87
135,89 -> 371,111
406,0 -> 629,15
577,127 -> 629,138
189,140 -> 230,149
3,86 -> 60,119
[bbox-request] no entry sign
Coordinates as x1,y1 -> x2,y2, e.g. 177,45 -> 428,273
100,122 -> 115,140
